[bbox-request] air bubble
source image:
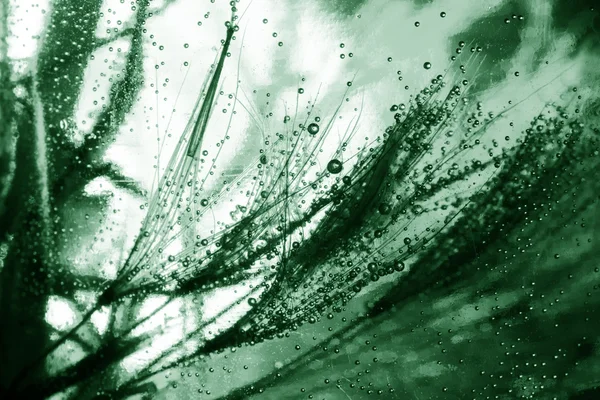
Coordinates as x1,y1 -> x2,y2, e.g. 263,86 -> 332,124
327,159 -> 343,174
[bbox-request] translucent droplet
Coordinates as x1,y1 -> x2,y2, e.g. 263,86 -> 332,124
307,123 -> 320,135
327,159 -> 343,174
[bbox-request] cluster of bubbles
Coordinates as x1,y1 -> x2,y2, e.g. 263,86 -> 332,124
97,16 -> 596,358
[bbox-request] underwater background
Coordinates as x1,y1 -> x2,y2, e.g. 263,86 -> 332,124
0,0 -> 599,398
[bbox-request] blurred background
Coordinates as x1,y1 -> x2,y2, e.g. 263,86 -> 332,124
1,0 -> 599,398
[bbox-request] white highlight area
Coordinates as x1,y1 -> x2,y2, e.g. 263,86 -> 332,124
201,276 -> 266,340
45,296 -> 76,331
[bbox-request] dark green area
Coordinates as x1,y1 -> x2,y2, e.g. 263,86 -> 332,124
448,0 -> 527,93
1,1 -> 599,399
320,0 -> 368,17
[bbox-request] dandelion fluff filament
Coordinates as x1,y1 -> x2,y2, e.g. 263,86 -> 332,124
113,24 -> 239,294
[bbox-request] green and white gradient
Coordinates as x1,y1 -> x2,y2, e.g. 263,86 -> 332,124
0,0 -> 599,399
